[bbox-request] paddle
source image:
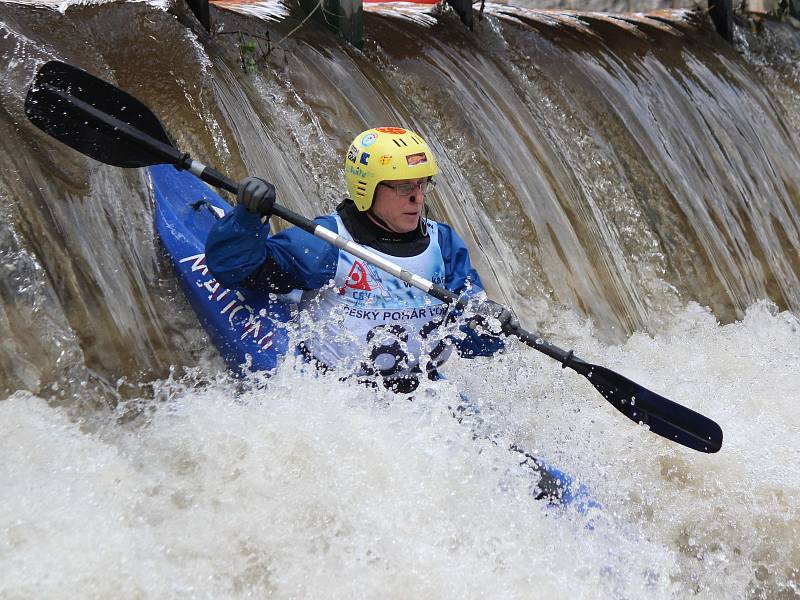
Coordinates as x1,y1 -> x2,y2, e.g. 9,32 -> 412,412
25,60 -> 723,453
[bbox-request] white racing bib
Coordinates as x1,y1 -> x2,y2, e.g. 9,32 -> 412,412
299,214 -> 452,379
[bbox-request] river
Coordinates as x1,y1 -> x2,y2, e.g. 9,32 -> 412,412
0,1 -> 799,597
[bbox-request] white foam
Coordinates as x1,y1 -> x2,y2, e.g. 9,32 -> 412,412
1,301 -> 798,597
211,0 -> 290,23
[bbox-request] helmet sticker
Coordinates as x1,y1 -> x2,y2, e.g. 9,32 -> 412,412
361,133 -> 378,146
347,145 -> 358,162
376,127 -> 407,134
359,152 -> 370,166
405,152 -> 428,166
347,164 -> 368,178
379,154 -> 392,165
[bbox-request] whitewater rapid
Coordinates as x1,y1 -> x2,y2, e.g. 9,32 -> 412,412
2,0 -> 800,594
2,300 -> 798,598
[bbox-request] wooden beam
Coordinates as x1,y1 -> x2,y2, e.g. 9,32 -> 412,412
299,0 -> 363,47
708,0 -> 732,42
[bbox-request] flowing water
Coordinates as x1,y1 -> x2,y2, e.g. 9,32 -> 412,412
1,1 -> 799,597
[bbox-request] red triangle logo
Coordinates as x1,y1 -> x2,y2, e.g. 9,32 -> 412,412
340,261 -> 372,293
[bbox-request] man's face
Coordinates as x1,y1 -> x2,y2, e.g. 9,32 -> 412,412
369,178 -> 428,233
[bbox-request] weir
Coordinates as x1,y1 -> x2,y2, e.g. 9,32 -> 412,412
1,0 -> 800,596
1,0 -> 799,397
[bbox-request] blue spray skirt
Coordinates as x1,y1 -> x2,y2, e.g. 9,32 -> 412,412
150,164 -> 599,514
151,164 -> 290,374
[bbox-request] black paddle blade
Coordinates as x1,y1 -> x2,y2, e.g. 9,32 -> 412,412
584,364 -> 723,453
504,324 -> 723,453
25,61 -> 175,168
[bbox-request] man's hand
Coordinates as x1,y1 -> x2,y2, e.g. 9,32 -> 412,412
237,176 -> 276,216
468,300 -> 519,335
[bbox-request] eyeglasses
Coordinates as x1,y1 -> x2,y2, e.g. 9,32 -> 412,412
379,179 -> 437,196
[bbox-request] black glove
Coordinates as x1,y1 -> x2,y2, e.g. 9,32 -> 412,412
468,300 -> 519,335
237,176 -> 276,216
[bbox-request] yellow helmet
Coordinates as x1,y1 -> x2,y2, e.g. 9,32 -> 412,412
344,127 -> 439,211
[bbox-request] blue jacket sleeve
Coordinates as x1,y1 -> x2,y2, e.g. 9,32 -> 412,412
205,205 -> 338,292
438,223 -> 484,297
437,224 -> 505,358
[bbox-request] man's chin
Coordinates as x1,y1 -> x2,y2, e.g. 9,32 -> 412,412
395,219 -> 418,233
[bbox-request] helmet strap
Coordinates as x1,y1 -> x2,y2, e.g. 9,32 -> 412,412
419,205 -> 428,236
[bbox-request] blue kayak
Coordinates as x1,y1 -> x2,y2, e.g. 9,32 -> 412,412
150,163 -> 598,513
151,163 -> 290,374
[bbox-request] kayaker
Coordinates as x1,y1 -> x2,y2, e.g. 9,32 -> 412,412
206,127 -> 516,393
206,128 -> 577,503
